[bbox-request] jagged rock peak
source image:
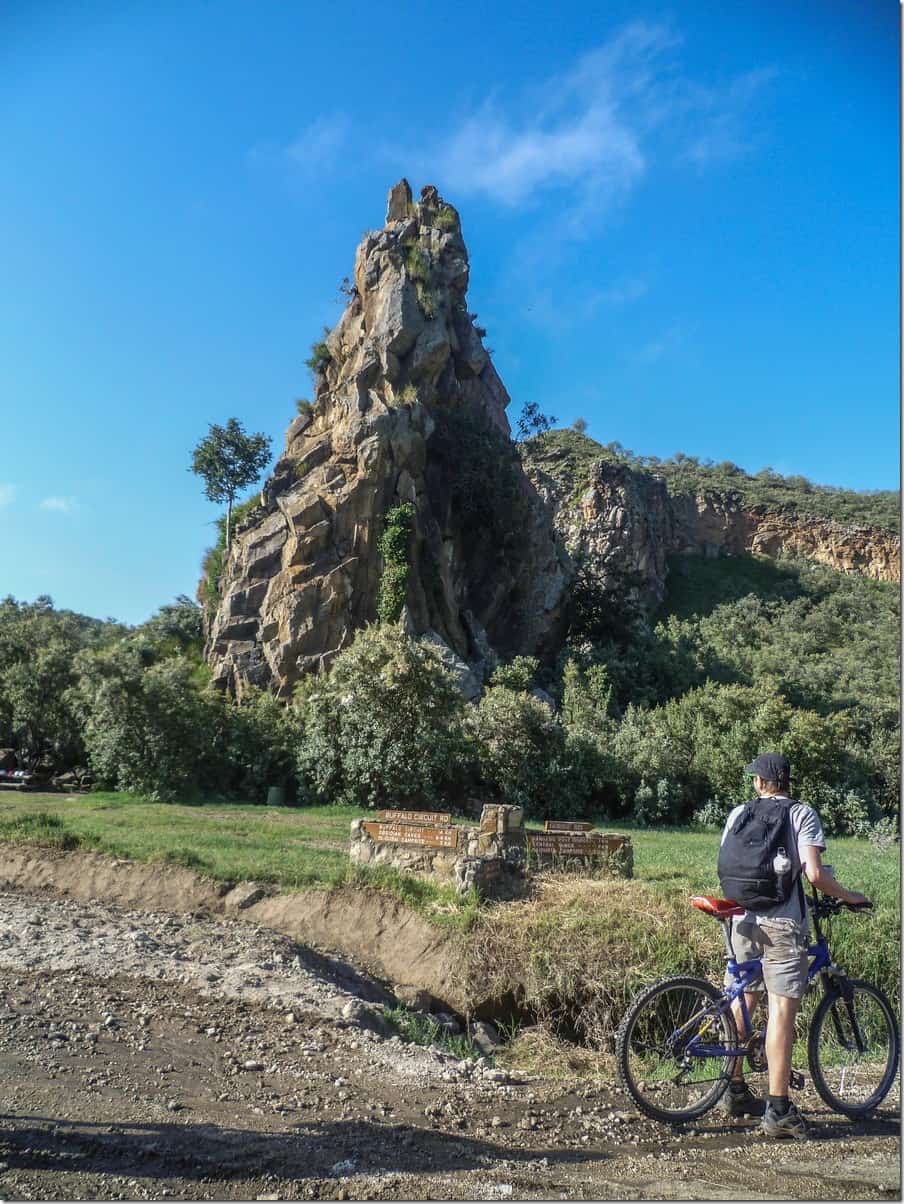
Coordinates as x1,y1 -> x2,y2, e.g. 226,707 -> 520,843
202,181 -> 570,699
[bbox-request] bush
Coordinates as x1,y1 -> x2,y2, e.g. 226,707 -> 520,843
79,656 -> 215,801
806,785 -> 874,837
376,503 -> 416,624
305,328 -> 332,376
403,245 -> 437,318
691,798 -> 732,830
296,625 -> 473,809
634,778 -> 683,827
469,685 -> 598,818
868,815 -> 898,854
207,688 -> 302,803
489,656 -> 539,693
432,205 -> 459,233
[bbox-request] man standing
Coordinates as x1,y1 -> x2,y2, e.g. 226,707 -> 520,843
717,753 -> 869,1138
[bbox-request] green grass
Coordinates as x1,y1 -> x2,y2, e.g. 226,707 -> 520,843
0,793 -> 478,928
384,1005 -> 479,1060
587,819 -> 899,1002
0,796 -> 896,1016
467,819 -> 899,1056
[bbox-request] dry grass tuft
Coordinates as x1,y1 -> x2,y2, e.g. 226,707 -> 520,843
464,872 -> 724,1051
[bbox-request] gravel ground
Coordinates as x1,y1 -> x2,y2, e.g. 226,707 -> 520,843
0,887 -> 898,1201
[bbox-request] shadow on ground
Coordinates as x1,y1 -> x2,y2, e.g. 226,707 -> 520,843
0,1115 -> 597,1184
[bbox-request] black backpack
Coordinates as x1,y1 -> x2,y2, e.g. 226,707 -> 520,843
717,797 -> 801,911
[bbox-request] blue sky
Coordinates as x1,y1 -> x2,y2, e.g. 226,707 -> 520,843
2,0 -> 898,624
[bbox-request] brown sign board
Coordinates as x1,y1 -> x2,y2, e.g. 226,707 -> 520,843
544,820 -> 593,832
527,832 -> 611,857
377,809 -> 452,826
363,821 -> 460,850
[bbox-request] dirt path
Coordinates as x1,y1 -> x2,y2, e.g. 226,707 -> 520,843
0,887 -> 898,1201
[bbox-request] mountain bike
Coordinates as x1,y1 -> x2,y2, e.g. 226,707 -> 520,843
615,887 -> 899,1124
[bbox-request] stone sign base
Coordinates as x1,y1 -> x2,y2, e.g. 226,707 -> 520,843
349,806 -> 632,900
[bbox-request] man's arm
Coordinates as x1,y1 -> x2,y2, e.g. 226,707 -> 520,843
800,844 -> 869,906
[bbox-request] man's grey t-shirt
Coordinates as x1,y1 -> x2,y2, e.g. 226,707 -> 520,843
720,796 -> 826,927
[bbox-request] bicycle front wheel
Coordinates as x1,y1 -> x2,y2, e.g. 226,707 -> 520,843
808,978 -> 900,1117
616,975 -> 738,1123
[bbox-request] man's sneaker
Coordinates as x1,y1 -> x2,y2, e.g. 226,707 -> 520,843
719,1083 -> 767,1118
761,1101 -> 809,1139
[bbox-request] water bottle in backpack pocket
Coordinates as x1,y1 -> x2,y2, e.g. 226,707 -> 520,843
717,798 -> 798,910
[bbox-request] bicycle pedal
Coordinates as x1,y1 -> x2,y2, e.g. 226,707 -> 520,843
789,1070 -> 805,1090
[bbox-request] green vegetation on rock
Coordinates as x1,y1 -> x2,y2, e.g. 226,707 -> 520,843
376,503 -> 416,623
524,428 -> 900,531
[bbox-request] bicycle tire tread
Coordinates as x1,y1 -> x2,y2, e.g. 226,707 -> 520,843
807,977 -> 900,1117
616,975 -> 737,1123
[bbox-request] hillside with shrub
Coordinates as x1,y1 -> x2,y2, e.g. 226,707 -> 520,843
524,427 -> 900,533
0,526 -> 898,842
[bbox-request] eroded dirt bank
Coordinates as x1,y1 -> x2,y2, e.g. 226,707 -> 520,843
0,847 -> 466,1010
0,857 -> 898,1201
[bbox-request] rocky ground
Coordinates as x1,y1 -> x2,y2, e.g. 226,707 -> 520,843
0,888 -> 898,1201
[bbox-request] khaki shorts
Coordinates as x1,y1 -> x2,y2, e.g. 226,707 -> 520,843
724,916 -> 810,1000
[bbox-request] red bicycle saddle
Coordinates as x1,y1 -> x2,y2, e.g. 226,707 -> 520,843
690,895 -> 746,919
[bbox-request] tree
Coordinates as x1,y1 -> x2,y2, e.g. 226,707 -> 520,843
296,624 -> 473,809
190,419 -> 272,550
571,417 -> 588,434
515,402 -> 557,441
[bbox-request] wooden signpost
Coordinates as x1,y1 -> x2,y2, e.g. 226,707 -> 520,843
527,831 -> 599,856
363,820 -> 460,850
544,820 -> 593,833
377,809 -> 452,826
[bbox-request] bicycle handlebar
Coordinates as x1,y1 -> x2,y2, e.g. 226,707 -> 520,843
810,891 -> 873,918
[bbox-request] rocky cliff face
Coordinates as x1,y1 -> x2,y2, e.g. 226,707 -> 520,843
204,181 -> 570,699
524,446 -> 900,615
669,493 -> 900,582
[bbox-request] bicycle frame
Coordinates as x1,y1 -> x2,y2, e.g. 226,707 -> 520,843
684,900 -> 840,1063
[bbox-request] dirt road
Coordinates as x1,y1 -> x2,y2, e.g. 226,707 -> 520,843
0,888 -> 898,1201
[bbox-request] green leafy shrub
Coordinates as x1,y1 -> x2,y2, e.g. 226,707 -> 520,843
206,687 -> 303,803
404,244 -> 437,318
296,398 -> 315,419
489,656 -> 539,693
296,624 -> 474,809
432,205 -> 459,233
805,785 -> 874,837
376,503 -> 416,624
78,655 -> 216,802
469,685 -> 596,818
197,493 -> 262,617
305,327 -> 333,376
634,778 -> 683,827
691,798 -> 732,830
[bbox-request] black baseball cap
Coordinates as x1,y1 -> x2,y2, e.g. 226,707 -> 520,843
745,753 -> 790,779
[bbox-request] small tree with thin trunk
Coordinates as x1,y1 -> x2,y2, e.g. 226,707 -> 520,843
190,418 -> 272,550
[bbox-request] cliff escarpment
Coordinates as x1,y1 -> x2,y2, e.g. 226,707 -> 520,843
204,181 -> 570,698
523,431 -> 900,615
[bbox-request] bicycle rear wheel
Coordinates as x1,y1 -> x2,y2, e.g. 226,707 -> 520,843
616,975 -> 738,1123
808,978 -> 900,1117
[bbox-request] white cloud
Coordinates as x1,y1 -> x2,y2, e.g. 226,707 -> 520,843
0,484 -> 15,507
40,495 -> 78,513
285,114 -> 350,170
423,21 -> 772,224
247,114 -> 351,177
635,322 -> 689,364
591,277 -> 649,307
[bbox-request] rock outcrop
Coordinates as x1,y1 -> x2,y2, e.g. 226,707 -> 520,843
204,180 -> 570,698
524,447 -> 900,615
670,493 -> 901,582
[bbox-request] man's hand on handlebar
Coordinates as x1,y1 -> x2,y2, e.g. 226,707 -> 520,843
845,892 -> 872,910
